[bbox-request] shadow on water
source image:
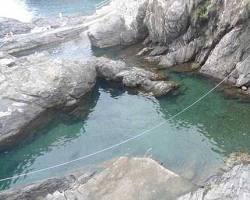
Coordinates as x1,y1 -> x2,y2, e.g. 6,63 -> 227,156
0,83 -> 101,190
1,35 -> 250,192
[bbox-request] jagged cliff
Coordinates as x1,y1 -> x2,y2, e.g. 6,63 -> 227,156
88,0 -> 250,94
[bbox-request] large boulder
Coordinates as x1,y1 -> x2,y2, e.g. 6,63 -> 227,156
0,157 -> 194,200
87,0 -> 148,48
87,14 -> 138,48
0,53 -> 96,151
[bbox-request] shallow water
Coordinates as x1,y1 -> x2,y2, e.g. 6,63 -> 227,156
0,0 -> 102,21
0,51 -> 250,190
0,0 -> 250,193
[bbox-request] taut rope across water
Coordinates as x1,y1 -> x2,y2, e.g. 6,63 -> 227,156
0,68 -> 237,183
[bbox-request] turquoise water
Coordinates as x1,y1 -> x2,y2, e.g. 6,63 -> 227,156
0,0 -> 250,192
27,0 -> 102,18
0,0 -> 103,22
0,65 -> 250,190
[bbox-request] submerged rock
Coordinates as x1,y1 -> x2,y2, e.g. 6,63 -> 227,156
0,53 -> 96,151
178,154 -> 250,200
0,157 -> 194,200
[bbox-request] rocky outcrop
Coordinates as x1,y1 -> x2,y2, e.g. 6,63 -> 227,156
89,57 -> 178,97
0,18 -> 33,39
88,0 -> 250,94
0,52 -> 96,151
87,14 -> 138,48
0,12 -> 113,54
0,157 -> 194,200
178,153 -> 250,200
87,0 -> 147,48
0,53 -> 177,151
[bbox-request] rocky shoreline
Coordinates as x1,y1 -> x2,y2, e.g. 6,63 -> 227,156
0,0 -> 249,199
88,0 -> 250,95
0,154 -> 249,200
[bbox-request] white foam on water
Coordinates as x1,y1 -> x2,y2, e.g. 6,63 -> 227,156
0,0 -> 33,22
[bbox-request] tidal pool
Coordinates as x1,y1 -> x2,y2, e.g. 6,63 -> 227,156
0,69 -> 250,190
0,0 -> 250,193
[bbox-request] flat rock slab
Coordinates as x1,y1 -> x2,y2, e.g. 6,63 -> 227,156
0,157 -> 194,200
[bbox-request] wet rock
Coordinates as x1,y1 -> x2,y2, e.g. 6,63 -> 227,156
242,86 -> 248,91
137,47 -> 153,56
89,57 -> 178,97
89,0 -> 250,95
0,157 -> 194,200
0,176 -> 75,200
178,155 -> 250,200
0,17 -> 33,38
149,46 -> 168,56
160,39 -> 203,68
0,53 -> 96,151
0,23 -> 89,54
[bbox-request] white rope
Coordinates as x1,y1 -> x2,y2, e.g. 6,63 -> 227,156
0,69 -> 236,183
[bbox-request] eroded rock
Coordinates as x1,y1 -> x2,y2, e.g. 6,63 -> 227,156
0,17 -> 33,38
0,157 -> 194,200
178,154 -> 250,200
0,53 -> 96,151
89,57 -> 178,97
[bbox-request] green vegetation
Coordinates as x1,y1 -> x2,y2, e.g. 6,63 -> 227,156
193,0 -> 214,22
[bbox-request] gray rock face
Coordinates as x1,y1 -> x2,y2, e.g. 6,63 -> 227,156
199,25 -> 250,83
88,14 -> 138,48
0,12 -> 109,54
89,0 -> 250,93
90,57 -> 178,97
0,53 -> 96,151
0,18 -> 33,38
178,164 -> 250,200
144,0 -> 189,44
0,54 -> 177,150
0,157 -> 194,200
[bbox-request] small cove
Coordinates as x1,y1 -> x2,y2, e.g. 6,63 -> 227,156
0,0 -> 250,193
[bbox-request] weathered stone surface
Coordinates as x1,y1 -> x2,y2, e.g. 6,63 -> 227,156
0,12 -> 110,54
144,0 -> 189,44
160,39 -> 202,67
89,57 -> 178,97
178,154 -> 250,200
88,14 -> 138,48
0,176 -> 75,200
0,53 -> 96,151
89,0 -> 250,94
0,157 -> 194,200
0,17 -> 33,38
87,0 -> 147,48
